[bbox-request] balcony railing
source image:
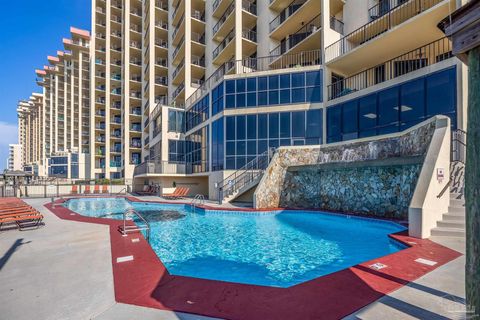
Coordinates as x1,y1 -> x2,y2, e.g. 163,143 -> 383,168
186,49 -> 321,108
172,59 -> 185,79
330,16 -> 344,35
327,37 -> 452,100
213,29 -> 235,59
213,1 -> 235,35
242,0 -> 257,15
191,32 -> 206,44
270,13 -> 321,56
134,160 -> 186,176
191,10 -> 205,22
173,83 -> 185,98
325,0 -> 444,62
270,0 -> 306,33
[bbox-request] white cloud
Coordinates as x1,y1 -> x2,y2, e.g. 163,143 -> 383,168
0,121 -> 18,146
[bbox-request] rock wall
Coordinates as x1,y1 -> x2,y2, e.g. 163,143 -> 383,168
280,164 -> 422,219
254,117 -> 438,212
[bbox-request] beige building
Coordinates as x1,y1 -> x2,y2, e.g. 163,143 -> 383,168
18,0 -> 469,192
7,144 -> 23,172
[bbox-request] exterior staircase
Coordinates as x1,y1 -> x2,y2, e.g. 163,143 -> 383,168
217,148 -> 275,204
431,129 -> 466,238
431,189 -> 465,237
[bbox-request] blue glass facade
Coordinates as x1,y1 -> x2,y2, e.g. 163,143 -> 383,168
186,95 -> 209,132
327,67 -> 457,143
224,70 -> 322,109
223,109 -> 322,170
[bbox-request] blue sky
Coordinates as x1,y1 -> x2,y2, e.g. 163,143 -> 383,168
0,1 -> 91,170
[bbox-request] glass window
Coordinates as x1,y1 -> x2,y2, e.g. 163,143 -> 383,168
247,92 -> 256,107
226,80 -> 235,94
426,68 -> 456,117
306,87 -> 321,102
292,111 -> 305,137
258,91 -> 268,106
258,76 -> 267,90
258,114 -> 267,139
327,106 -> 341,143
226,116 -> 235,140
236,79 -> 246,93
306,109 -> 322,139
359,94 -> 377,132
280,74 -> 290,89
280,112 -> 291,138
292,88 -> 305,103
269,75 -> 279,90
237,93 -> 246,108
247,78 -> 256,91
247,141 -> 256,155
306,71 -> 321,86
291,72 -> 305,88
247,114 -> 257,140
342,100 -> 358,140
400,78 -> 425,124
226,94 -> 235,108
269,113 -> 279,138
269,90 -> 279,105
226,142 -> 235,155
236,141 -> 246,155
280,89 -> 291,104
236,115 -> 246,140
258,140 -> 268,154
378,87 -> 399,127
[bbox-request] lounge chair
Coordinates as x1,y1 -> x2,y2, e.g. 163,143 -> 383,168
71,185 -> 78,195
162,187 -> 189,199
93,185 -> 100,194
137,185 -> 157,195
0,212 -> 43,230
102,185 -> 109,194
84,185 -> 91,194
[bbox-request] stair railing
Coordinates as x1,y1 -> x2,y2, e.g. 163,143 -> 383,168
438,129 -> 467,198
217,148 -> 275,203
121,208 -> 150,242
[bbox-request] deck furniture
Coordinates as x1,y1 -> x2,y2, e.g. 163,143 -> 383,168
84,185 -> 91,194
102,185 -> 109,194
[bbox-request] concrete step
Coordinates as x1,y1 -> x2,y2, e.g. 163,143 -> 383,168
437,220 -> 465,229
449,199 -> 465,207
450,192 -> 464,200
449,206 -> 465,214
442,213 -> 465,221
431,227 -> 465,238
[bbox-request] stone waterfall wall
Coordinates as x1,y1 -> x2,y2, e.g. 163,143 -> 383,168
280,164 -> 422,219
254,117 -> 438,215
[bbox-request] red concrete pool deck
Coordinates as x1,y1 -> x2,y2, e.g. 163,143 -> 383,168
45,198 -> 461,320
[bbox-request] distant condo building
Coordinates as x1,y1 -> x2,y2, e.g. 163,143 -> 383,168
7,144 -> 23,172
19,0 -> 469,201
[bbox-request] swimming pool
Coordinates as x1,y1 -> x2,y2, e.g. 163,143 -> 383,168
65,197 -> 407,287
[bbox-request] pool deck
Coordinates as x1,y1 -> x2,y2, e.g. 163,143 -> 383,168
0,197 -> 467,320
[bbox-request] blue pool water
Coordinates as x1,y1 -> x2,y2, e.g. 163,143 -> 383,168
66,198 -> 407,287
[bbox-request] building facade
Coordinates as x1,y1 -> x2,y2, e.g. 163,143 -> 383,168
18,0 -> 469,193
7,144 -> 23,171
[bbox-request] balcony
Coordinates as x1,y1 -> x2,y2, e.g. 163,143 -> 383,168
270,13 -> 321,60
172,59 -> 185,84
213,2 -> 235,41
110,160 -> 122,168
133,160 -> 187,176
173,83 -> 185,99
270,0 -> 321,41
130,108 -> 142,116
155,76 -> 168,87
130,140 -> 142,149
327,37 -> 452,100
325,0 -> 452,74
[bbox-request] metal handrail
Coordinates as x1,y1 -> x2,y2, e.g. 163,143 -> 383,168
191,194 -> 206,211
122,208 -> 150,242
437,179 -> 452,198
217,148 -> 275,203
115,187 -> 127,195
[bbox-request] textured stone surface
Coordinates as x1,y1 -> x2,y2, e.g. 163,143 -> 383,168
255,119 -> 437,216
280,164 -> 422,219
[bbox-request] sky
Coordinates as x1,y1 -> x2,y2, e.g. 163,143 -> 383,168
0,1 -> 91,170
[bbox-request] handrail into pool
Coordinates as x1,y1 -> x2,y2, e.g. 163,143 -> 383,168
122,208 -> 150,242
191,194 -> 205,212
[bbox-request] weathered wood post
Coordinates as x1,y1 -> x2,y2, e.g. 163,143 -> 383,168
439,1 -> 480,317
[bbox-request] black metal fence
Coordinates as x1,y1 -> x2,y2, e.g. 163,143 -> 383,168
325,0 -> 444,62
327,37 -> 452,100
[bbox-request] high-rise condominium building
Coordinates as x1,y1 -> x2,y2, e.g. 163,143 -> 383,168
21,0 -> 469,200
7,144 -> 23,172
